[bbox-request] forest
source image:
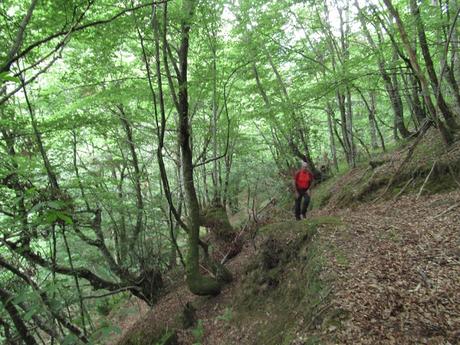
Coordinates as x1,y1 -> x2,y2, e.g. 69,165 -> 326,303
1,0 -> 460,344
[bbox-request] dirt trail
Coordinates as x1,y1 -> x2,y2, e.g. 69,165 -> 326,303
314,189 -> 460,344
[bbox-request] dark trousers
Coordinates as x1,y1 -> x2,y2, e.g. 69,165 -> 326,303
295,188 -> 310,220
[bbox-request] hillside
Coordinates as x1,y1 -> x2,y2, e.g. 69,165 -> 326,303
111,132 -> 460,345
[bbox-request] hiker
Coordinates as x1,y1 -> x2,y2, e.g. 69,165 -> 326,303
293,161 -> 314,220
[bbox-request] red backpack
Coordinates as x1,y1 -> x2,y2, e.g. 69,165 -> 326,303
295,170 -> 313,189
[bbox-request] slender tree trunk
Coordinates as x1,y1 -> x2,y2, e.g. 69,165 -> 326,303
368,92 -> 379,149
383,0 -> 453,145
326,103 -> 339,171
450,0 -> 460,85
336,90 -> 354,166
116,106 -> 144,253
407,72 -> 427,126
410,0 -> 458,130
355,1 -> 412,138
178,0 -> 221,296
211,32 -> 220,205
391,52 -> 412,137
345,88 -> 356,165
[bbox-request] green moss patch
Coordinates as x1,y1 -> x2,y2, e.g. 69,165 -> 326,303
231,217 -> 340,344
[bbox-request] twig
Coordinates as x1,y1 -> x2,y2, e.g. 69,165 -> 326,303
433,203 -> 460,219
305,303 -> 332,330
416,160 -> 437,200
392,177 -> 415,202
374,120 -> 430,202
82,286 -> 139,300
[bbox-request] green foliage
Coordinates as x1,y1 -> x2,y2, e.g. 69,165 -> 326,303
154,329 -> 177,345
191,319 -> 205,345
0,72 -> 19,83
0,0 -> 458,342
216,307 -> 233,323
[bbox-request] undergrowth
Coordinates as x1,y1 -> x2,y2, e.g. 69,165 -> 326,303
314,130 -> 460,209
232,217 -> 341,345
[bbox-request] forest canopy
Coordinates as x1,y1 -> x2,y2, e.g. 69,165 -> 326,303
1,0 -> 459,343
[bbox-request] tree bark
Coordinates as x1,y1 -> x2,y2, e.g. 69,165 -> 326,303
382,0 -> 453,145
326,103 -> 339,170
177,0 -> 221,296
410,0 -> 458,130
0,287 -> 38,345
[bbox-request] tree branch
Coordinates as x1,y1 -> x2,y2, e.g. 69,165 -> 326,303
1,0 -> 171,73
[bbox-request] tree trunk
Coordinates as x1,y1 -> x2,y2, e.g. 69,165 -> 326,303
409,73 -> 427,126
450,0 -> 460,86
211,31 -> 220,205
368,92 -> 379,149
382,0 -> 453,145
336,90 -> 354,166
326,103 -> 339,171
391,52 -> 412,138
345,88 -> 356,166
410,0 -> 458,130
355,1 -> 412,139
178,0 -> 221,296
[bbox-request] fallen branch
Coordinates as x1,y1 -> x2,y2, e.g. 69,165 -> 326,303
374,121 -> 430,202
433,202 -> 460,219
416,160 -> 437,200
392,177 -> 415,202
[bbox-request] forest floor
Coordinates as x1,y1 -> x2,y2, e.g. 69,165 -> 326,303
112,188 -> 460,345
113,132 -> 460,345
312,189 -> 460,344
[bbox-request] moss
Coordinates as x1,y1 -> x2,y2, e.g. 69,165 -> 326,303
311,170 -> 348,210
231,217 -> 340,344
200,205 -> 234,238
334,251 -> 349,267
121,329 -> 178,345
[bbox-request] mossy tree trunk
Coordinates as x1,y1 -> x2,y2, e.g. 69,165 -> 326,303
200,205 -> 239,281
177,0 -> 221,296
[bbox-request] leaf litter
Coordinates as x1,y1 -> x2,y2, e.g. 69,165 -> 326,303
314,189 -> 460,345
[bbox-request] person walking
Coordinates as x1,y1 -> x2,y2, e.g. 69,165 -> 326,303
293,161 -> 314,220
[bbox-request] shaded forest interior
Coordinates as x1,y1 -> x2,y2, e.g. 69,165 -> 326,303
1,0 -> 460,344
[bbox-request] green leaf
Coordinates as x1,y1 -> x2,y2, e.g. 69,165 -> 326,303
45,211 -> 59,224
47,200 -> 64,209
23,306 -> 39,321
0,72 -> 20,83
57,212 -> 73,225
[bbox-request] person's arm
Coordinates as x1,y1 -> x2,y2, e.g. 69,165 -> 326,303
293,171 -> 299,197
307,170 -> 314,193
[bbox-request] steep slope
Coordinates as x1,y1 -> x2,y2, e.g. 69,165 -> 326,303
113,133 -> 460,345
